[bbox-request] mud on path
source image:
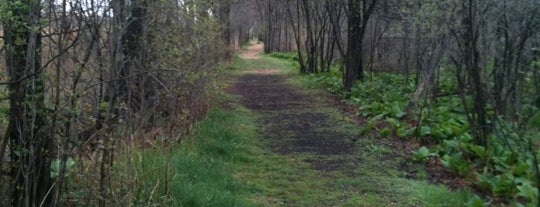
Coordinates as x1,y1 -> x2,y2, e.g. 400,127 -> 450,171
228,44 -> 360,173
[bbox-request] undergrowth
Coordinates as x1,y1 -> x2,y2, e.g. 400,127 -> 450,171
126,107 -> 258,207
271,51 -> 540,206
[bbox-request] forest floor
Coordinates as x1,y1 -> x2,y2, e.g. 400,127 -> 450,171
222,43 -> 471,206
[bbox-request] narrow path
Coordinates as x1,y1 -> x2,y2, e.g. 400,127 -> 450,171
227,43 -> 465,206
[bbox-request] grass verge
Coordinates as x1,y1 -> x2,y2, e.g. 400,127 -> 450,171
128,105 -> 258,206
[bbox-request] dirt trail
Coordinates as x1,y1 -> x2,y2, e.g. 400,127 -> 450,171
239,43 -> 263,60
230,43 -> 358,172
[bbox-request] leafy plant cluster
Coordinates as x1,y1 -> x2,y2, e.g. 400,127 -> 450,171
270,52 -> 299,62
306,68 -> 540,206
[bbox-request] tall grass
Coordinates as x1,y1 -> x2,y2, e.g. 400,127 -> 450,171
128,108 -> 258,207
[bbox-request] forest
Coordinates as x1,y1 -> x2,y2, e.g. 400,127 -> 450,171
0,0 -> 539,206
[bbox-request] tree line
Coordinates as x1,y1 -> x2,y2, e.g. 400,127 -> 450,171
258,0 -> 540,150
0,0 -> 255,206
257,0 -> 540,204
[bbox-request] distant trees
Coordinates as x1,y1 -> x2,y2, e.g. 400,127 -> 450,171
256,0 -> 380,88
257,0 -> 540,146
258,0 -> 345,74
256,0 -> 292,53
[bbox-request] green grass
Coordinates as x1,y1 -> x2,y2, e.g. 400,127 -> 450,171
129,106 -> 258,207
227,54 -> 298,75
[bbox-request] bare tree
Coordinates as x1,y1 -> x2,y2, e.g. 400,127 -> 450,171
450,0 -> 491,146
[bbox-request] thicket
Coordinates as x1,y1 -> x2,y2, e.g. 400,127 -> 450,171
0,0 -> 251,206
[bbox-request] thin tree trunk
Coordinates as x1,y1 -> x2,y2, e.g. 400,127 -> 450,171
3,0 -> 53,206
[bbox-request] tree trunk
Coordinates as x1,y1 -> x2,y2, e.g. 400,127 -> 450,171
344,0 -> 377,92
122,0 -> 148,110
3,0 -> 53,206
218,1 -> 231,45
453,0 -> 489,146
288,0 -> 307,73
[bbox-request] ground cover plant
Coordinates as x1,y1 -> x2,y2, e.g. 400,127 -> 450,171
271,51 -> 540,206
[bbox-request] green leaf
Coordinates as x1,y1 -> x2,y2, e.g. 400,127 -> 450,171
418,146 -> 430,156
492,173 -> 514,197
50,157 -> 76,178
516,180 -> 538,202
412,146 -> 438,163
385,118 -> 401,128
475,172 -> 496,191
420,126 -> 431,136
392,105 -> 406,118
528,110 -> 540,129
468,145 -> 488,160
379,128 -> 392,137
50,159 -> 60,178
404,127 -> 416,137
432,128 -> 447,139
465,196 -> 485,207
441,153 -> 471,176
440,154 -> 451,168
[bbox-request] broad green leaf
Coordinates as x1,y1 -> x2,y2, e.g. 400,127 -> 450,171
468,145 -> 488,160
418,146 -> 430,156
385,118 -> 401,128
516,180 -> 538,202
420,126 -> 431,136
393,105 -> 406,118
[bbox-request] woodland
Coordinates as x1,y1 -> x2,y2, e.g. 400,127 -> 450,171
0,0 -> 539,206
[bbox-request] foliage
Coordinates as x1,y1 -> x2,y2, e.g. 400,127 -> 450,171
411,146 -> 437,163
310,71 -> 410,118
50,158 -> 75,178
306,68 -> 540,205
270,52 -> 299,61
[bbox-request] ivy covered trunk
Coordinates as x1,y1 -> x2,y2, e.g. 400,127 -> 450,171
2,0 -> 53,206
